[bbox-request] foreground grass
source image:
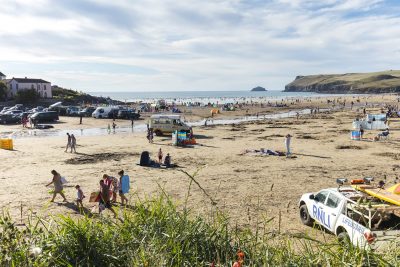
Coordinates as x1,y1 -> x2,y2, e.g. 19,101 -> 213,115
0,194 -> 398,266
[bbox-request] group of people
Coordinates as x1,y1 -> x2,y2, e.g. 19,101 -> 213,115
46,169 -> 130,218
158,148 -> 171,167
99,171 -> 130,217
65,133 -> 77,153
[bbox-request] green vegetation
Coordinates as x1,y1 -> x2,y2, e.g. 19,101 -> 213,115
52,86 -> 121,105
15,89 -> 40,104
0,192 -> 397,266
0,81 -> 8,101
52,86 -> 84,101
285,70 -> 400,93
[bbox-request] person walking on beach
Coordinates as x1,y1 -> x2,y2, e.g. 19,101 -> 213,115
46,170 -> 67,202
65,133 -> 72,152
99,180 -> 117,218
158,148 -> 163,164
75,185 -> 85,212
118,170 -> 130,205
147,128 -> 154,143
112,122 -> 116,133
285,134 -> 292,158
70,134 -> 76,153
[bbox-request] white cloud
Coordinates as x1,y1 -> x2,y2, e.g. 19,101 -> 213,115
0,0 -> 399,91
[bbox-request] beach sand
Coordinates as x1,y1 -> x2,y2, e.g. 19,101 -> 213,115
1,93 -> 400,236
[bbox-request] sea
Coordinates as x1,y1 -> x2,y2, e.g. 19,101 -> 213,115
88,90 -> 337,105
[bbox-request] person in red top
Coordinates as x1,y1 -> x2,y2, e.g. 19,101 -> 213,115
232,251 -> 244,267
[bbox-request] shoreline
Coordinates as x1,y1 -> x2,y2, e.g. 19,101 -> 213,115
1,108 -> 315,139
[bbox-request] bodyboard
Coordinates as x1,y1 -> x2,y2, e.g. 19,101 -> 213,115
352,185 -> 400,206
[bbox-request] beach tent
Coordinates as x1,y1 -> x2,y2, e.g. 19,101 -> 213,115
353,114 -> 388,130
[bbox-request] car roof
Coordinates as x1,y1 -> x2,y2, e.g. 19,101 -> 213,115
151,114 -> 182,119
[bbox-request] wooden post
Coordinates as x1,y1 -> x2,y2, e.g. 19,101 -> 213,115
278,210 -> 281,234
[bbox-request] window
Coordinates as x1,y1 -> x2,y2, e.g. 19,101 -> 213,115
326,193 -> 341,208
44,85 -> 46,90
315,191 -> 329,204
31,84 -> 34,89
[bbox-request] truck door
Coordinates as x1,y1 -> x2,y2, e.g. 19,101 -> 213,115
324,193 -> 342,232
310,190 -> 331,230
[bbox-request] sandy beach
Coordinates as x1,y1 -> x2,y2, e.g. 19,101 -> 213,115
1,94 -> 400,235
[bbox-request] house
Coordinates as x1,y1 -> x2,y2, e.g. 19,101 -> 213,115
0,72 -> 5,80
5,77 -> 52,98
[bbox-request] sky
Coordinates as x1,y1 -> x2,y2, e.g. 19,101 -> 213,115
0,0 -> 400,92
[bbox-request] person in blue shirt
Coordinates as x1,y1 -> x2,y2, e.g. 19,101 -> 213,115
118,170 -> 130,205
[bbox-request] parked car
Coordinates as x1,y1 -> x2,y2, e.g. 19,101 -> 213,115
48,106 -> 67,116
0,107 -> 12,114
79,107 -> 96,117
66,106 -> 80,116
117,110 -> 140,120
0,114 -> 21,124
30,111 -> 59,123
92,106 -> 119,119
148,114 -> 191,136
4,110 -> 23,116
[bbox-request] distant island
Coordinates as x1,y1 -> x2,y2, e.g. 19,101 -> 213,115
251,86 -> 267,92
284,70 -> 400,94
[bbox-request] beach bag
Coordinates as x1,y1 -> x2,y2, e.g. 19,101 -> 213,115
140,151 -> 150,166
89,192 -> 100,202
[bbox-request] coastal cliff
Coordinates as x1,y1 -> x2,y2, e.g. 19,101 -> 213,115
284,70 -> 400,94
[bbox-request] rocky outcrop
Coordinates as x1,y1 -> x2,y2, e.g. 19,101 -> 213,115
284,71 -> 400,94
251,86 -> 267,92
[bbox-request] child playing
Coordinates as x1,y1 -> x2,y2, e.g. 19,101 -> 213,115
75,185 -> 85,212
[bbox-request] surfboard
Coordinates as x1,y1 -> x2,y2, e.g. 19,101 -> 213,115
351,184 -> 400,206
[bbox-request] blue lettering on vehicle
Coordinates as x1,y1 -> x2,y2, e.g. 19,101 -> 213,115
342,217 -> 365,234
312,205 -> 331,228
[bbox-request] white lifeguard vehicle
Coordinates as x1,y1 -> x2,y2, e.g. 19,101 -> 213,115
299,178 -> 400,250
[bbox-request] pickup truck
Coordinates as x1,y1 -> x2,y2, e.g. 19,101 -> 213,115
299,182 -> 400,250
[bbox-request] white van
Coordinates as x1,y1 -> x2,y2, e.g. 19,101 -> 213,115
92,106 -> 117,119
149,114 -> 191,136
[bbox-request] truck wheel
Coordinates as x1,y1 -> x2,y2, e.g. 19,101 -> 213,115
98,115 -> 102,119
155,130 -> 163,136
299,204 -> 314,226
338,231 -> 351,246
